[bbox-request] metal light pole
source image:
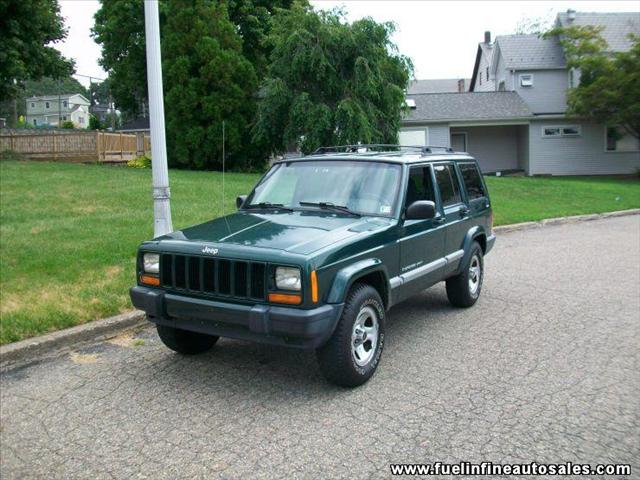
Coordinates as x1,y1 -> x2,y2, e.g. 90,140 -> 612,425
144,0 -> 173,237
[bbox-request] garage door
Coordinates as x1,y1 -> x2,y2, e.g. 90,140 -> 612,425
399,128 -> 428,146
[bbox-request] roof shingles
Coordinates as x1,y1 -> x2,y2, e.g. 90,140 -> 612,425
403,92 -> 532,123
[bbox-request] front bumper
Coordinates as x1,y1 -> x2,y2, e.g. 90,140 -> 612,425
130,286 -> 343,349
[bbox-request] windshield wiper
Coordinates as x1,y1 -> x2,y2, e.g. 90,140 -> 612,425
299,201 -> 361,217
244,202 -> 294,212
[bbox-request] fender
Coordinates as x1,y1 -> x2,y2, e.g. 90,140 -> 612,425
457,225 -> 487,274
326,258 -> 391,307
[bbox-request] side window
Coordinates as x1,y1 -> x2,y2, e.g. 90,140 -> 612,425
405,166 -> 435,208
434,164 -> 461,207
459,163 -> 486,200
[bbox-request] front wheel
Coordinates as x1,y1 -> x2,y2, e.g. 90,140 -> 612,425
446,242 -> 484,308
316,283 -> 385,387
156,324 -> 219,355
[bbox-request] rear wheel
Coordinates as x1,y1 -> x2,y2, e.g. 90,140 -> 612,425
156,324 -> 219,355
446,241 -> 484,308
316,283 -> 385,387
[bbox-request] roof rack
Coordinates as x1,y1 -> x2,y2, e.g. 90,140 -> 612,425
311,144 -> 454,155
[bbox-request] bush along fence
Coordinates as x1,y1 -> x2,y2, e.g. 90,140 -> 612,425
0,130 -> 151,163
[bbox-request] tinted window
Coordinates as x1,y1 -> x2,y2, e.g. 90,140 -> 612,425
459,163 -> 486,200
405,166 -> 435,208
434,164 -> 461,207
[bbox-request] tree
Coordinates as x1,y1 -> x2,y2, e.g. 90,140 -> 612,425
227,0 -> 299,77
88,114 -> 103,130
92,0 -> 298,120
253,6 -> 413,155
0,0 -> 74,100
162,0 -> 265,170
546,26 -> 640,139
92,0 -> 155,117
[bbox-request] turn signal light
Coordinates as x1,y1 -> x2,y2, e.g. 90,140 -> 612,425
140,274 -> 160,286
310,270 -> 319,303
268,293 -> 302,305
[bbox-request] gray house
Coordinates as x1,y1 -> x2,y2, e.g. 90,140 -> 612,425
400,10 -> 640,175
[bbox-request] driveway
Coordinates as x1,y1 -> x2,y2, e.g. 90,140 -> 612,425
1,216 -> 639,479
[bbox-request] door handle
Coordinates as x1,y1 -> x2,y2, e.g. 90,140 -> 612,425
460,207 -> 470,217
433,215 -> 446,225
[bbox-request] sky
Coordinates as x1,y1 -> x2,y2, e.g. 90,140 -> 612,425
56,0 -> 639,87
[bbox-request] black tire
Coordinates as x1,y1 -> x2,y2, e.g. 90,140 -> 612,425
446,241 -> 484,308
316,283 -> 385,387
156,324 -> 219,355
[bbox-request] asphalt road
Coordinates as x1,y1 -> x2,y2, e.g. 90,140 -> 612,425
1,216 -> 639,479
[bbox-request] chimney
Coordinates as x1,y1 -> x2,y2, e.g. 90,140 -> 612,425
484,31 -> 491,44
567,9 -> 576,22
458,79 -> 466,93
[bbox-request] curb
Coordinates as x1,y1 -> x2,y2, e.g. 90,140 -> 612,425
0,310 -> 147,372
493,208 -> 639,234
1,208 -> 638,372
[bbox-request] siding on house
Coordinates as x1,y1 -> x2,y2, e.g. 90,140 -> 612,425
517,125 -> 530,173
474,46 -> 495,92
528,120 -> 640,175
399,124 -> 451,147
515,69 -> 568,114
450,125 -> 521,172
428,123 -> 451,146
494,54 -> 511,91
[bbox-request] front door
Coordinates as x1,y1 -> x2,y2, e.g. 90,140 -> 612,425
397,165 -> 446,302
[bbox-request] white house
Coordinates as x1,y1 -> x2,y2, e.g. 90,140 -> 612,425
26,93 -> 91,128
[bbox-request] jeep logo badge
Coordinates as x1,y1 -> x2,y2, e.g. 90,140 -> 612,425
202,246 -> 219,255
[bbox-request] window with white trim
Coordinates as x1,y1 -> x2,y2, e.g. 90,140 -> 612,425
606,127 -> 640,152
520,74 -> 533,87
542,125 -> 581,138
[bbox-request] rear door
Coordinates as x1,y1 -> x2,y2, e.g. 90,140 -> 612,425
458,162 -> 490,216
433,163 -> 470,267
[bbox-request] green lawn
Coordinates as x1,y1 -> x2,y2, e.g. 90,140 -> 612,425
1,161 -> 639,344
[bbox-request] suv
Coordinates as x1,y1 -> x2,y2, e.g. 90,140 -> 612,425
130,145 -> 495,387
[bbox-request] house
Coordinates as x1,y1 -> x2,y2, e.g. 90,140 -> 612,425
400,10 -> 640,175
408,78 -> 469,94
26,94 -> 91,128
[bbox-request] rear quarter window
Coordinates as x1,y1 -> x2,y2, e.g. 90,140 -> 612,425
459,163 -> 486,200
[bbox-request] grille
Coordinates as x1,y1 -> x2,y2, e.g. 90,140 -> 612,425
160,254 -> 266,300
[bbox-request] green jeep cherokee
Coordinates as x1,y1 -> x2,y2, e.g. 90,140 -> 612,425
130,145 -> 495,387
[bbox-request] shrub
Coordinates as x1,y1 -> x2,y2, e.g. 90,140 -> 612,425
61,121 -> 75,129
126,155 -> 151,168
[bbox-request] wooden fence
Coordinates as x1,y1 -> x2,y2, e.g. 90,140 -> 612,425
0,130 -> 151,163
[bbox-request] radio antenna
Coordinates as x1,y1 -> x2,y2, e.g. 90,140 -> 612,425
222,120 -> 231,234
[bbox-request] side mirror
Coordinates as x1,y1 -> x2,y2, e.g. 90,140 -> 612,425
236,195 -> 247,209
405,200 -> 436,220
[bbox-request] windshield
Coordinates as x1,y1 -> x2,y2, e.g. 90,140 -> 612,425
245,160 -> 402,217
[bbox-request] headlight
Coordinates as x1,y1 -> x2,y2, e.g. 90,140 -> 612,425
143,253 -> 160,274
275,266 -> 301,291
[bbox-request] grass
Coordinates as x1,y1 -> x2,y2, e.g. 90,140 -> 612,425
484,175 -> 640,225
1,160 -> 638,344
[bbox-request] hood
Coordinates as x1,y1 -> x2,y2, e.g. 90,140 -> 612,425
157,211 -> 394,255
